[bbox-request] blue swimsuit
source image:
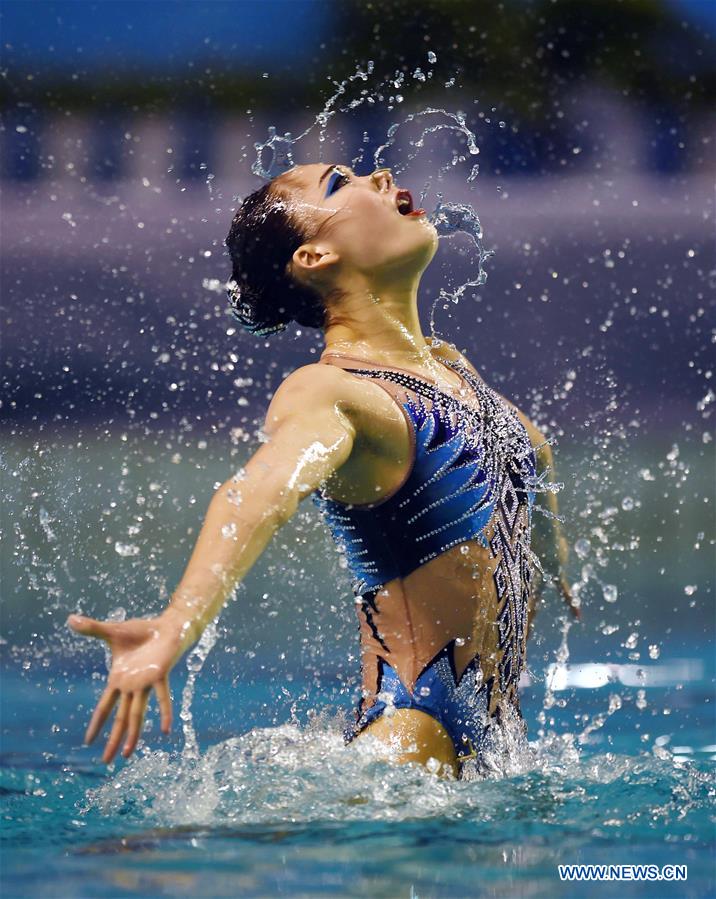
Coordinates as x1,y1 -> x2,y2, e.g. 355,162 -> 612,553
312,353 -> 539,775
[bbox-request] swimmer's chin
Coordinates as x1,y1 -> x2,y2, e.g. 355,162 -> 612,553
419,217 -> 439,244
422,222 -> 440,257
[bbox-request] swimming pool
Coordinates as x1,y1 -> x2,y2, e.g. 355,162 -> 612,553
2,433 -> 714,898
2,653 -> 714,898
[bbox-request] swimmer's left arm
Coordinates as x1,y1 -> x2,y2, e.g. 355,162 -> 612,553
500,401 -> 579,620
530,433 -> 579,619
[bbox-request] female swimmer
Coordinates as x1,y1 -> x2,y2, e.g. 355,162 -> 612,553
68,163 -> 578,778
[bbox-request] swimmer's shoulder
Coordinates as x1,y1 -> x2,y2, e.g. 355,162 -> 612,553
431,337 -> 485,385
430,336 -> 463,368
264,362 -> 409,439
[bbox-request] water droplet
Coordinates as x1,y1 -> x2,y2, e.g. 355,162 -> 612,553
603,584 -> 618,603
114,542 -> 139,557
574,538 -> 591,559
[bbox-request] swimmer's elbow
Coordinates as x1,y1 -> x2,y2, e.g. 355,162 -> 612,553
262,473 -> 306,526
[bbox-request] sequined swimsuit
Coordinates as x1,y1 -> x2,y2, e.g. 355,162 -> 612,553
312,353 -> 539,775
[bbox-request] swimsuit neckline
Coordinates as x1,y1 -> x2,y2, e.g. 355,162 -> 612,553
320,350 -> 479,406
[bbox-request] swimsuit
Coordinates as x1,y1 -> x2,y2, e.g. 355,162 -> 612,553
312,353 -> 539,776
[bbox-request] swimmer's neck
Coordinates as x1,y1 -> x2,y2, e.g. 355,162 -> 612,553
321,276 -> 436,365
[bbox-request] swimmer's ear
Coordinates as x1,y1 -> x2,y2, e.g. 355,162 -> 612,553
290,244 -> 340,282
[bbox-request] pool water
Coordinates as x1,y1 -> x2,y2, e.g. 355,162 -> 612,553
2,661 -> 714,899
2,432 -> 714,897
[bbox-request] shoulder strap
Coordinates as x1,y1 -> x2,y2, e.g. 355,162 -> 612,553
320,354 -> 438,406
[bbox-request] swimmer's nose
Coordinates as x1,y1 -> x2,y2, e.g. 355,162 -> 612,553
371,168 -> 393,192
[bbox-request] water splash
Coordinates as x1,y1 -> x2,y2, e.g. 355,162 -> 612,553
179,620 -> 218,759
540,614 -> 574,726
427,199 -> 495,338
84,709 -> 713,835
372,107 -> 481,180
251,64 -> 472,182
251,61 -> 377,179
251,126 -> 298,180
38,507 -> 57,543
85,711 -> 536,826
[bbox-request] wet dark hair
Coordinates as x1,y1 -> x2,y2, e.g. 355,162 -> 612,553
224,181 -> 326,337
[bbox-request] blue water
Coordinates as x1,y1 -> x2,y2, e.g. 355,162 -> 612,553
2,659 -> 714,898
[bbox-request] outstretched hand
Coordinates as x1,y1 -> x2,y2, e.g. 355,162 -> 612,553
67,613 -> 186,763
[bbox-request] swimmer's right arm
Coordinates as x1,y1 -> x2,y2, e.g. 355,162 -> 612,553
162,366 -> 356,643
67,365 -> 356,763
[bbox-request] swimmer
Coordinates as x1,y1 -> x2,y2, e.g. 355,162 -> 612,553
68,163 -> 579,777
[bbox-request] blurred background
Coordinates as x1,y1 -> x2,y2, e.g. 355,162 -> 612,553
1,1 -> 714,726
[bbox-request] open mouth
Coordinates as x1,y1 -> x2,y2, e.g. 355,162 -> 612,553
396,189 -> 425,217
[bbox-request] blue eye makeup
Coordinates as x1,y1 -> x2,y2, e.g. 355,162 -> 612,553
325,168 -> 349,197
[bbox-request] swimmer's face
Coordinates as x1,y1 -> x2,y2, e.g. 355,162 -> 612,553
276,163 -> 438,290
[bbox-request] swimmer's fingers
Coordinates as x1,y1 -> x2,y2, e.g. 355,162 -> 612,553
67,614 -> 112,641
122,688 -> 150,759
102,693 -> 131,764
84,686 -> 119,745
155,678 -> 173,734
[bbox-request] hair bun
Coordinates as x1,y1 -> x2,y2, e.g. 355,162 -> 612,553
225,181 -> 325,339
226,277 -> 288,336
